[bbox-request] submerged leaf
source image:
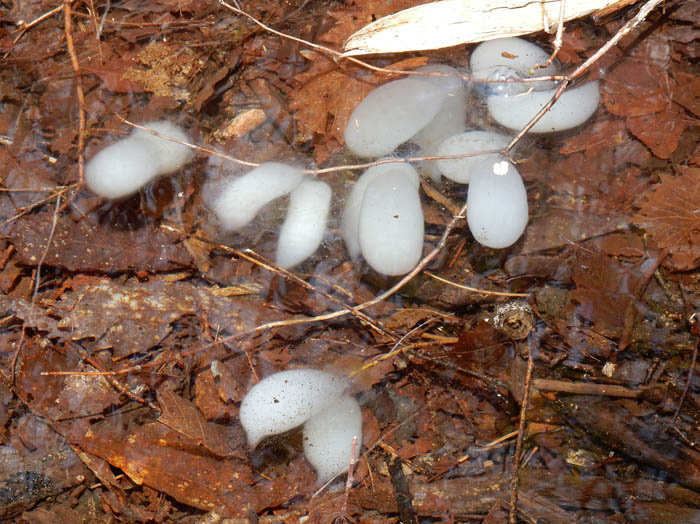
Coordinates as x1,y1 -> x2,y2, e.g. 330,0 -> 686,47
632,167 -> 700,270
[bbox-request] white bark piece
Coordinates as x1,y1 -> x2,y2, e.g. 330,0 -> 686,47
343,0 -> 626,56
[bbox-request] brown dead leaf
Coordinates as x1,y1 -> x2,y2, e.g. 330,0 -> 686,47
83,58 -> 146,94
8,210 -> 192,273
41,277 -> 276,358
671,1 -> 700,23
593,231 -> 647,259
557,26 -> 599,64
322,0 -> 427,47
452,321 -> 507,370
632,167 -> 700,270
559,118 -> 628,156
15,339 -> 122,420
77,418 -> 258,516
157,388 -> 233,457
384,308 -> 441,331
602,60 -> 670,117
672,69 -> 700,118
520,207 -> 629,254
570,251 -> 641,338
194,361 -> 249,421
396,437 -> 435,461
626,103 -> 693,159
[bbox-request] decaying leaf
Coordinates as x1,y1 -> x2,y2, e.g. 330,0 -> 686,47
7,209 -> 193,273
602,59 -> 671,117
520,207 -> 628,254
157,389 -> 233,457
632,167 -> 700,270
41,277 -> 275,358
626,103 -> 693,159
78,418 -> 257,515
672,69 -> 700,118
570,250 -> 641,338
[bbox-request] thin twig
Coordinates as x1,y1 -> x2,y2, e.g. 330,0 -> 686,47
533,378 -> 641,398
425,272 -> 530,298
33,192 -> 62,301
338,436 -> 358,517
86,0 -> 103,64
535,0 -> 567,70
510,333 -> 536,524
9,327 -> 28,385
120,116 -> 507,174
64,0 -> 86,186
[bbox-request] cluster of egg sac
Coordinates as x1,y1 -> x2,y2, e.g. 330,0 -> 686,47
239,369 -> 362,485
342,36 -> 599,262
84,38 -> 599,273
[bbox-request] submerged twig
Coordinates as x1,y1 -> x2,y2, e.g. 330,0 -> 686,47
425,272 -> 530,298
510,332 -> 536,524
63,0 -> 86,187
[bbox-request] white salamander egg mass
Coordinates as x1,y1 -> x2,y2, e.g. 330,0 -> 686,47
239,368 -> 348,448
466,160 -> 528,248
85,120 -> 192,199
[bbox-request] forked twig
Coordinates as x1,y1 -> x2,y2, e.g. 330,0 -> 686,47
535,0 -> 567,70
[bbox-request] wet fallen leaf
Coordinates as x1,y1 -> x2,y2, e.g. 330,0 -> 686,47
8,210 -> 193,273
632,167 -> 700,270
626,102 -> 692,159
15,339 -> 121,419
559,118 -> 628,156
78,418 -> 259,516
570,250 -> 641,338
602,59 -> 670,117
671,68 -> 700,118
41,276 -> 276,358
157,388 -> 234,457
521,207 -> 628,254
